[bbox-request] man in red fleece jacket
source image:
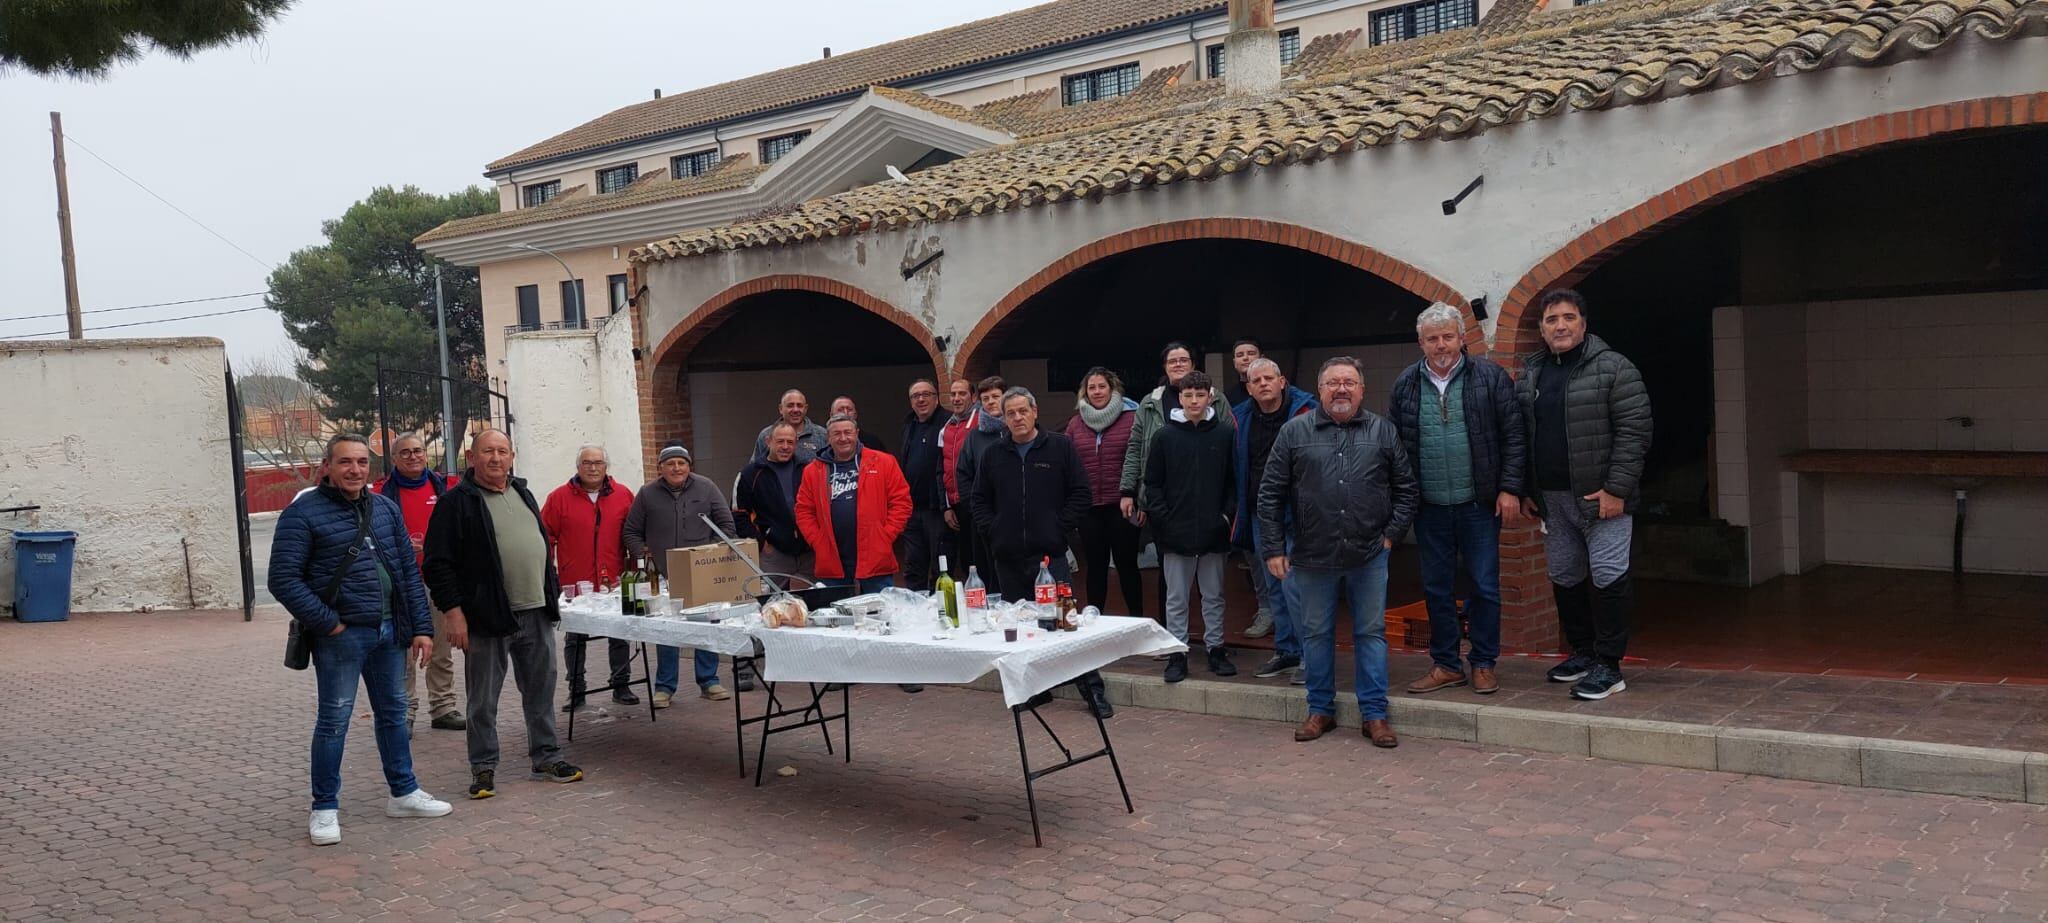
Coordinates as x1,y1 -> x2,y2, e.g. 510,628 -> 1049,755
539,445 -> 636,710
796,415 -> 921,694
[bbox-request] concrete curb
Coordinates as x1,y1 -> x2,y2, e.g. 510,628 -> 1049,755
969,671 -> 2048,804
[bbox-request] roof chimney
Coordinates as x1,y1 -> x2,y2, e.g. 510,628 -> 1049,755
1224,0 -> 1281,95
822,47 -> 832,58
653,88 -> 662,99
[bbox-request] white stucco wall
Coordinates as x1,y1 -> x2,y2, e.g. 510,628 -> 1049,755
638,42 -> 2043,360
0,339 -> 239,613
504,320 -> 647,495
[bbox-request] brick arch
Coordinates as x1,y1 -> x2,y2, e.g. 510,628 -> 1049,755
638,274 -> 943,465
1494,93 -> 2048,369
950,218 -> 1475,381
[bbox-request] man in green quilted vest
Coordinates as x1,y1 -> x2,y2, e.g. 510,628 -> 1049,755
1389,303 -> 1527,696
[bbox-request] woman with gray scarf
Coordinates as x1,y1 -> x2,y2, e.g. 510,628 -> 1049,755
1062,367 -> 1145,614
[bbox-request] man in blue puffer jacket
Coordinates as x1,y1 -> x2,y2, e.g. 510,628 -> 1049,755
270,434 -> 451,847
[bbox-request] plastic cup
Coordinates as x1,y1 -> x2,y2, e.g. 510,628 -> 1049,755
1003,627 -> 1017,643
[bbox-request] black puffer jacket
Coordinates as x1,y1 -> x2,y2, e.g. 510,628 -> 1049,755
1256,408 -> 1419,570
1514,333 -> 1653,515
1389,351 -> 1527,502
1140,409 -> 1236,556
423,473 -> 560,638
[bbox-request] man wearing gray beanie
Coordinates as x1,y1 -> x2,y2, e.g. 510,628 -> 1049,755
623,443 -> 740,705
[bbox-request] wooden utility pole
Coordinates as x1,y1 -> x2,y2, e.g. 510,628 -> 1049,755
51,112 -> 84,339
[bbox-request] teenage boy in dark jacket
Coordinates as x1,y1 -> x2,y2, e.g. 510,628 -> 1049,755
970,386 -> 1111,719
1141,371 -> 1238,682
424,429 -> 581,800
272,434 -> 450,846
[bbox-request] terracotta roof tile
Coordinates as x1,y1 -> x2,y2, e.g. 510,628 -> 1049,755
486,0 -> 1228,172
633,0 -> 2048,263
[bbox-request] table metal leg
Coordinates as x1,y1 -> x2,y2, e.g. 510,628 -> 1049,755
1009,679 -> 1133,846
732,655 -> 748,777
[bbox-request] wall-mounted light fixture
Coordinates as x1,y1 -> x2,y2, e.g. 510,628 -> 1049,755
1441,175 -> 1484,216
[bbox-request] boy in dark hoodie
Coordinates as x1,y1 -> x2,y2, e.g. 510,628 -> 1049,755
1141,371 -> 1239,682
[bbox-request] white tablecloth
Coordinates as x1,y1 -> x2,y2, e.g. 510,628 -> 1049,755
558,605 -> 759,657
751,616 -> 1182,707
559,603 -> 1183,708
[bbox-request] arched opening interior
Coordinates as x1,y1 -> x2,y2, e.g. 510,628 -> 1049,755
657,288 -> 938,487
967,236 -> 1445,646
1528,126 -> 2048,678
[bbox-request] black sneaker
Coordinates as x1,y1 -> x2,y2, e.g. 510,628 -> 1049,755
613,689 -> 641,706
1207,645 -> 1238,677
531,761 -> 584,784
1087,691 -> 1115,720
1164,653 -> 1188,683
431,713 -> 466,731
560,694 -> 586,714
467,770 -> 496,800
899,684 -> 924,693
1546,654 -> 1599,684
1254,653 -> 1301,678
1571,664 -> 1626,700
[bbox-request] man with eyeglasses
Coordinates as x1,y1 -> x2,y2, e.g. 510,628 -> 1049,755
540,445 -> 637,711
374,432 -> 462,734
1259,357 -> 1418,748
897,380 -> 950,591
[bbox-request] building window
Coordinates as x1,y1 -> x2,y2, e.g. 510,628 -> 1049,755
1061,62 -> 1140,105
607,274 -> 629,315
515,285 -> 540,328
1279,28 -> 1301,65
671,149 -> 719,179
758,131 -> 810,164
596,163 -> 638,194
1370,0 -> 1478,44
559,279 -> 586,328
1207,43 -> 1226,79
521,181 -> 561,208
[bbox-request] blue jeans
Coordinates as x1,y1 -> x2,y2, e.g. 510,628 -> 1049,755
1415,501 -> 1503,671
1292,550 -> 1391,720
656,647 -> 723,694
1249,523 -> 1302,659
309,621 -> 417,810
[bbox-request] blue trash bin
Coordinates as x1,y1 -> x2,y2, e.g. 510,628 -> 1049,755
12,531 -> 78,622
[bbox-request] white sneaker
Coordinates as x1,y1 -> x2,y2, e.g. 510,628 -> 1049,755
385,789 -> 453,818
1244,609 -> 1274,638
309,809 -> 341,845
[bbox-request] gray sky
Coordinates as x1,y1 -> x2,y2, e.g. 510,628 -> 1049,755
0,0 -> 1042,368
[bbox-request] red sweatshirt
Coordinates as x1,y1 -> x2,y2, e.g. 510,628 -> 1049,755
539,476 -> 635,588
374,472 -> 458,568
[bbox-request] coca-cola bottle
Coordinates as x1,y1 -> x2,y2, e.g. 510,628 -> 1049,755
1034,556 -> 1056,612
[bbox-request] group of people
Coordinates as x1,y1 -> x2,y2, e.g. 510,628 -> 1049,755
269,285 -> 1650,844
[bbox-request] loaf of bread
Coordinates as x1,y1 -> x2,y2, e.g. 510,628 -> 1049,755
763,595 -> 809,628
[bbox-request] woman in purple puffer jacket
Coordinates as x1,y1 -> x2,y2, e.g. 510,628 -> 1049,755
1064,367 -> 1144,614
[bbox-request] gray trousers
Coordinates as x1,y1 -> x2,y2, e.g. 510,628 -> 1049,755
760,545 -> 814,592
1540,490 -> 1633,589
464,608 -> 563,773
1163,552 -> 1228,647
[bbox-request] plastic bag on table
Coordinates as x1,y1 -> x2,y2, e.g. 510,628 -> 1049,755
878,586 -> 941,634
760,592 -> 809,629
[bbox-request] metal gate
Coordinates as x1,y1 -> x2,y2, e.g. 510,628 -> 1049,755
373,364 -> 510,472
225,362 -> 254,622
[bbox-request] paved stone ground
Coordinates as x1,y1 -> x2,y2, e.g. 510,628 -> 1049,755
4,611 -> 2046,923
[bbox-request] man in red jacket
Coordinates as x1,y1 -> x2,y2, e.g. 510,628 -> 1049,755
539,445 -> 637,711
796,414 -> 920,693
375,433 -> 462,733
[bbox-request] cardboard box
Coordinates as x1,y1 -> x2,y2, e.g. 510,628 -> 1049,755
665,539 -> 760,606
